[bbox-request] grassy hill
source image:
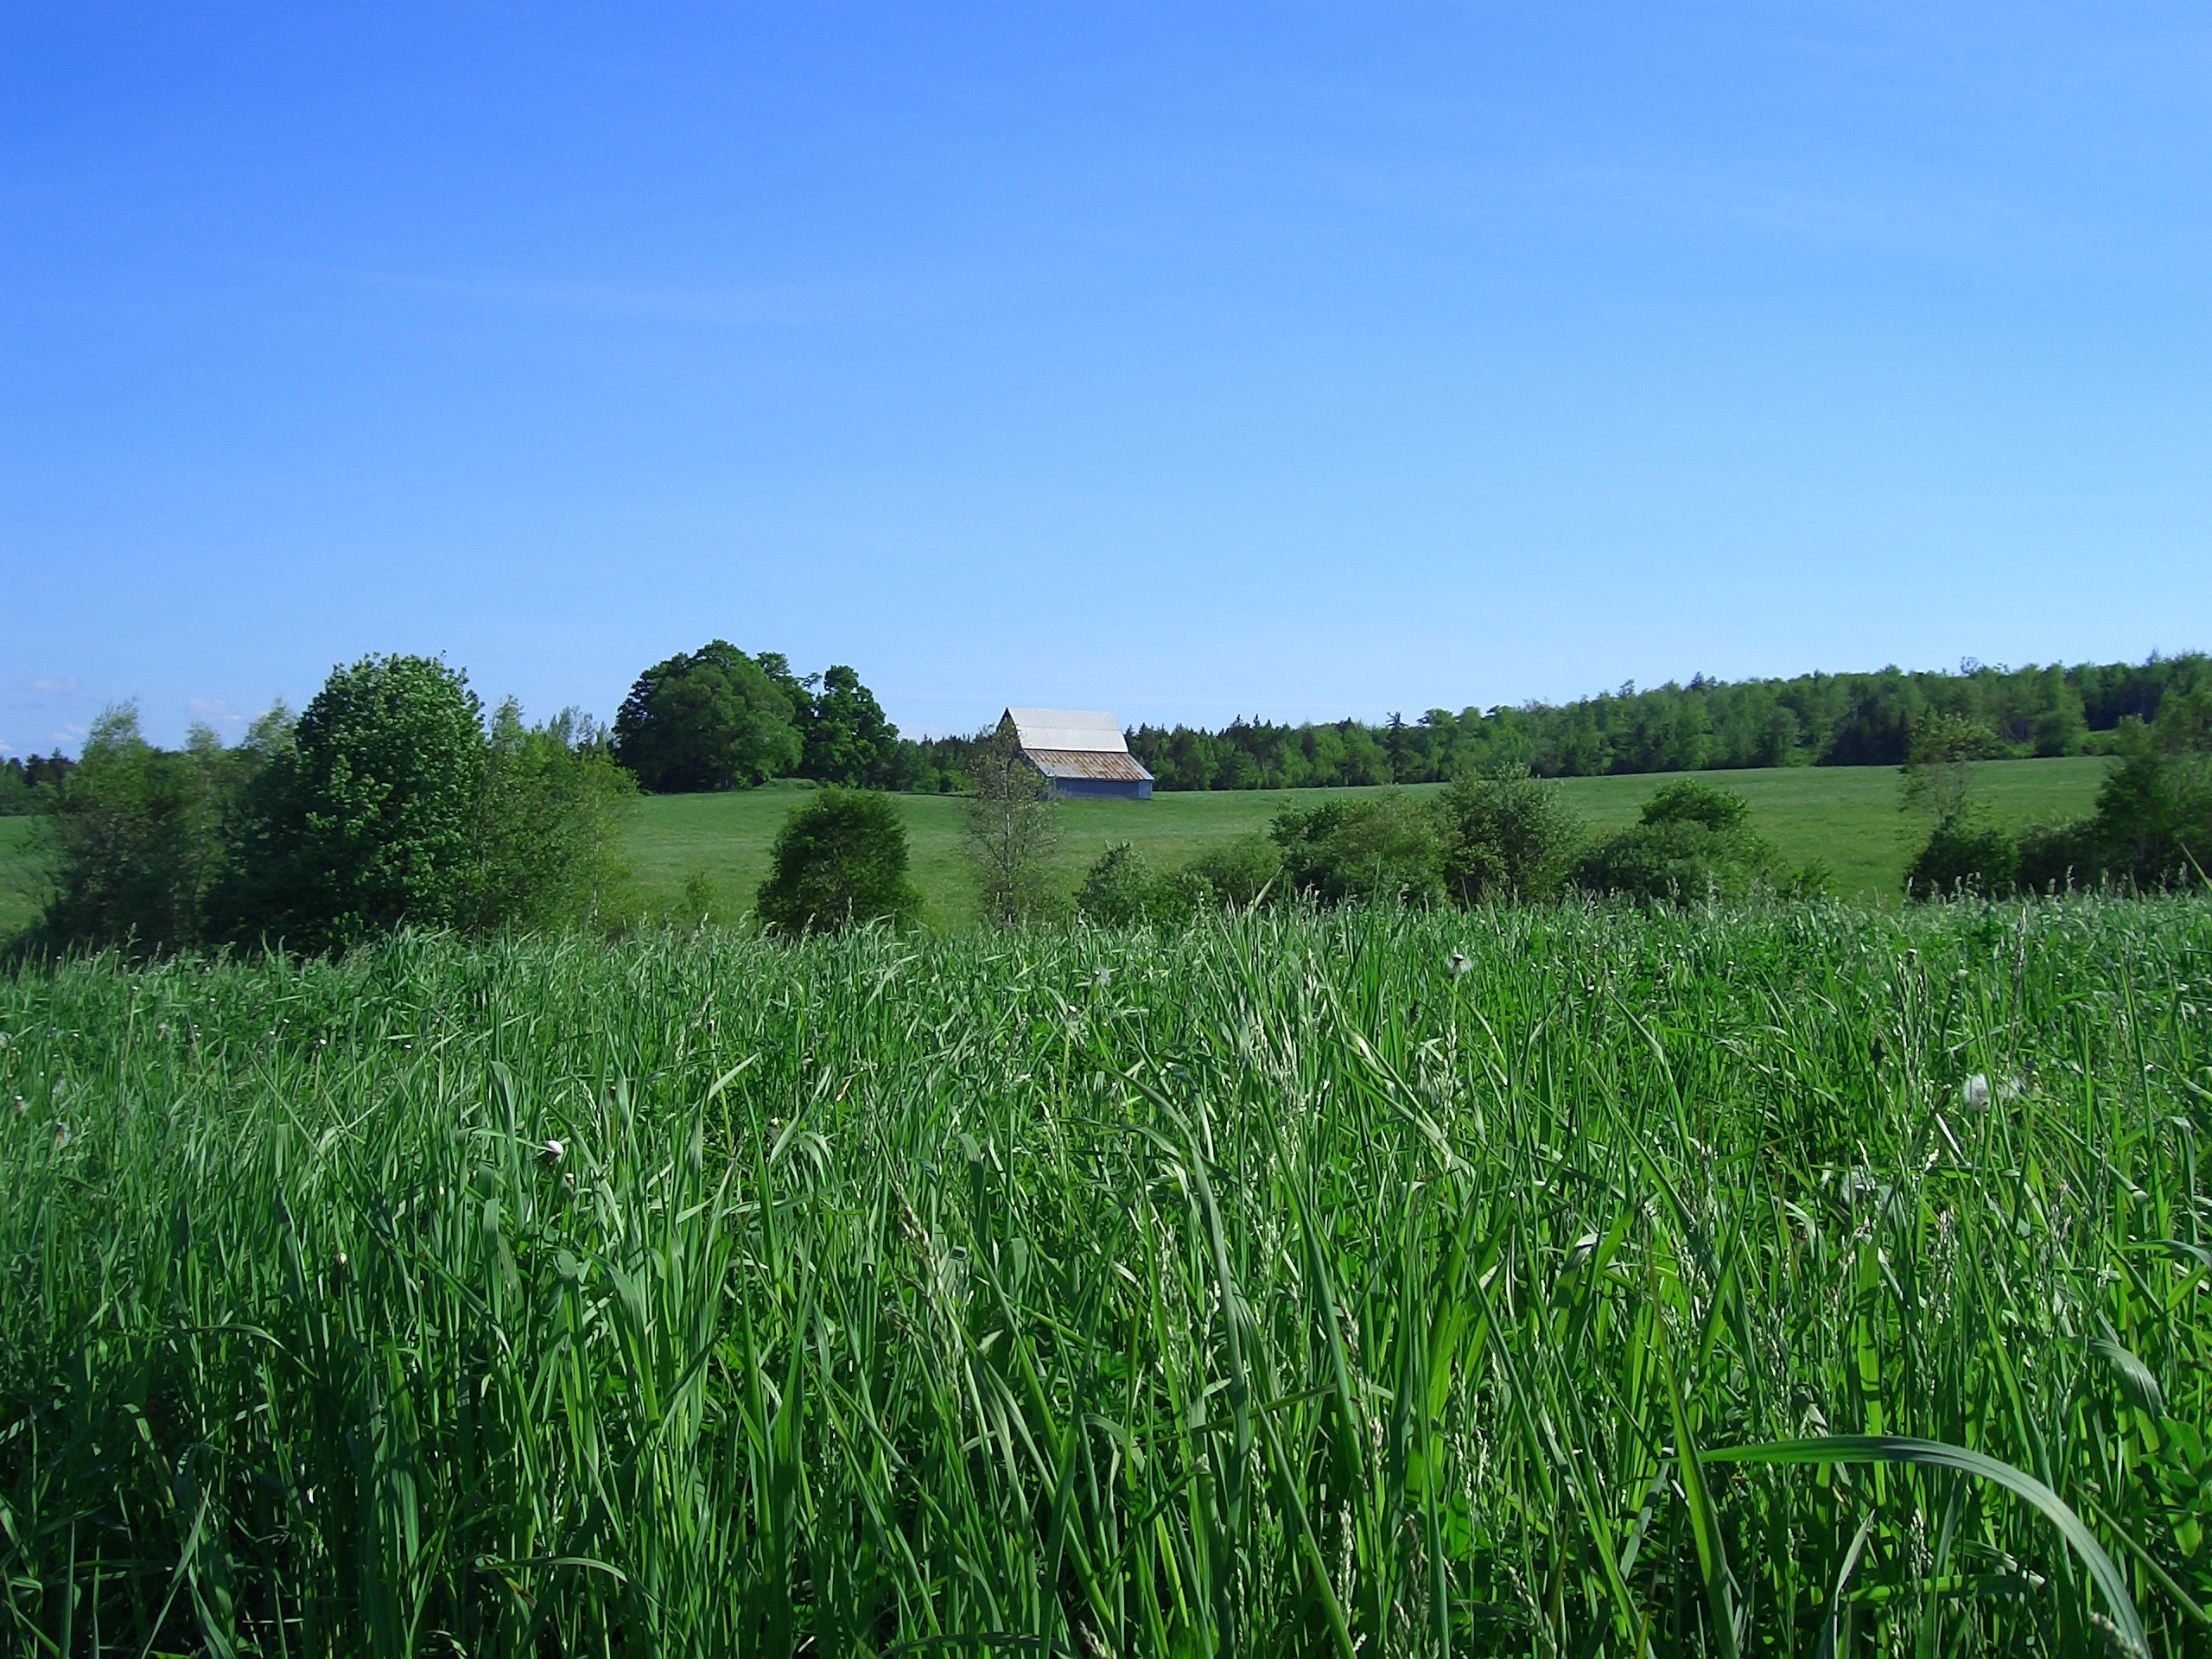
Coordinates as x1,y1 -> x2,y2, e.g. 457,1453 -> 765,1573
631,756 -> 2113,925
0,756 -> 2112,938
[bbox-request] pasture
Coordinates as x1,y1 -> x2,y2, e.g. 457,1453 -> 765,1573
2,896 -> 2205,1654
630,756 -> 2113,923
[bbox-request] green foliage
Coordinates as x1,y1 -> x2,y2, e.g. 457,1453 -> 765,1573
800,664 -> 899,786
1433,764 -> 1585,902
1900,710 -> 2006,821
613,640 -> 804,792
228,654 -> 492,948
962,724 -> 1065,925
1076,841 -> 1155,925
1575,780 -> 1780,904
681,868 -> 719,925
1270,788 -> 1446,906
29,659 -> 636,956
2003,688 -> 2212,893
1078,834 -> 1286,926
1174,831 -> 1282,909
754,787 -> 922,935
0,752 -> 73,817
2,902 -> 2208,1653
32,706 -> 277,952
1128,652 -> 2210,788
1906,808 -> 2022,899
472,702 -> 636,931
2015,818 -> 2093,893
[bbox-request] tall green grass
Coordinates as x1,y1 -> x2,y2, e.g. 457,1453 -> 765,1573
1,899 -> 2206,1655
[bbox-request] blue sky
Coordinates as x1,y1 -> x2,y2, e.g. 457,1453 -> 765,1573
5,3 -> 2208,754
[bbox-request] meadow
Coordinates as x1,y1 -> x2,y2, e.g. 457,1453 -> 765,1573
2,895 -> 2206,1655
630,757 -> 2113,924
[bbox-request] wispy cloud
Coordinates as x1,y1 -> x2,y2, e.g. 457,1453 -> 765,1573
26,677 -> 79,696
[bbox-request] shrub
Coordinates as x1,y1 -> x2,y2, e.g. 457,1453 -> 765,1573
33,706 -> 273,953
1270,790 -> 1445,906
1574,781 -> 1778,905
1905,809 -> 2020,899
1433,765 -> 1583,902
1178,835 -> 1283,909
755,788 -> 922,935
1077,842 -> 1155,926
472,702 -> 636,931
2016,818 -> 2094,893
225,656 -> 490,949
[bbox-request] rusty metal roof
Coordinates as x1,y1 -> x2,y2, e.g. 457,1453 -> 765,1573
1003,708 -> 1128,753
1023,748 -> 1154,783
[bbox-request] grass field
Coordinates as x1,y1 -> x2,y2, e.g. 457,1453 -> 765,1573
2,899 -> 2206,1654
630,756 -> 2114,924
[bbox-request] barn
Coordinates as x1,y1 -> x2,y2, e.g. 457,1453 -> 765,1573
1001,708 -> 1154,800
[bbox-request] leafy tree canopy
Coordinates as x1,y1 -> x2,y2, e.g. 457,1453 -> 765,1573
1270,790 -> 1446,906
230,654 -> 491,946
27,656 -> 634,956
613,641 -> 804,792
803,665 -> 899,787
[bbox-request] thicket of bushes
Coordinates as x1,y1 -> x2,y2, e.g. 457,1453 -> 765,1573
1073,770 -> 1829,924
1904,687 -> 2212,899
23,655 -> 632,955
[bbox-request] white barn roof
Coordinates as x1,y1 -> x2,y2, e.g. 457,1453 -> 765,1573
1002,708 -> 1130,753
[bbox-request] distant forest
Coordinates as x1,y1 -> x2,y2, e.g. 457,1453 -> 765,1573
6,652 -> 2203,815
1125,655 -> 2206,791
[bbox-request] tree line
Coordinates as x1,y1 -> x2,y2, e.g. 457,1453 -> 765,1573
1125,653 -> 2205,789
593,643 -> 2206,798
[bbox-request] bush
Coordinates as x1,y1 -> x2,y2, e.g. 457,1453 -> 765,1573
1076,842 -> 1155,926
1574,781 -> 1778,905
32,707 -> 273,953
1270,790 -> 1445,906
226,656 -> 491,949
1181,835 -> 1283,907
2016,818 -> 2094,893
1433,765 -> 1583,902
1905,809 -> 2020,899
755,788 -> 922,935
471,702 -> 636,931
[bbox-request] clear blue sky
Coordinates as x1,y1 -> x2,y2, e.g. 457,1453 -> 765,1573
6,3 -> 2208,755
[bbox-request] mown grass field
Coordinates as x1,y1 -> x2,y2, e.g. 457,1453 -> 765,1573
630,757 -> 2113,924
2,898 -> 2206,1655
